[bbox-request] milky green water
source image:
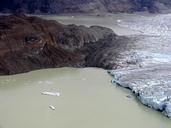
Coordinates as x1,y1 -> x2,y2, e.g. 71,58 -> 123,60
0,68 -> 170,128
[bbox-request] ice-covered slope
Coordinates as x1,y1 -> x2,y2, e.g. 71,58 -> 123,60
109,14 -> 171,118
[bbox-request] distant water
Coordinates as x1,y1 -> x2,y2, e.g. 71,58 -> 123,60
38,14 -> 140,36
0,68 -> 171,128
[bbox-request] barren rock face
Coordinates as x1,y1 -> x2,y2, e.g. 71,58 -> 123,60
0,14 -> 131,75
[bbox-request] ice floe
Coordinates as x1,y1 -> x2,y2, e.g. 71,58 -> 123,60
38,81 -> 43,84
49,105 -> 56,110
41,91 -> 60,96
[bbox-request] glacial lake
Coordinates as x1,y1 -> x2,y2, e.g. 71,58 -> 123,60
0,68 -> 171,128
38,13 -> 171,118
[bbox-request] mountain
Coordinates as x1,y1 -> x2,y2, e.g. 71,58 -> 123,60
0,0 -> 171,14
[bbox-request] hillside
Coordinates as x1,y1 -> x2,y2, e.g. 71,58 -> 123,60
0,14 -> 131,74
0,0 -> 171,14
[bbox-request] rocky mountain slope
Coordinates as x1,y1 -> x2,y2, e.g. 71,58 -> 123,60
0,14 -> 131,75
1,0 -> 171,14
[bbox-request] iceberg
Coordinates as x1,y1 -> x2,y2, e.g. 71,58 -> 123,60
49,105 -> 56,110
41,91 -> 60,96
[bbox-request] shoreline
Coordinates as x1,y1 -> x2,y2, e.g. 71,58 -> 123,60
1,14 -> 170,119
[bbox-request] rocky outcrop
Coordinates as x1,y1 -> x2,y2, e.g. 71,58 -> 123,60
1,0 -> 171,14
0,14 -> 131,75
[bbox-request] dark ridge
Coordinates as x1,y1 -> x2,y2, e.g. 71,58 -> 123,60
0,14 -> 133,75
0,0 -> 171,14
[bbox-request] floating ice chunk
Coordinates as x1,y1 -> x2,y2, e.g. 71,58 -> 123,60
38,81 -> 43,84
126,95 -> 132,99
45,81 -> 53,85
82,78 -> 87,81
41,91 -> 60,96
117,19 -> 122,23
49,105 -> 56,110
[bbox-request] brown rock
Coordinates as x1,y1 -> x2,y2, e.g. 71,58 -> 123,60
1,14 -> 129,75
0,14 -> 134,75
